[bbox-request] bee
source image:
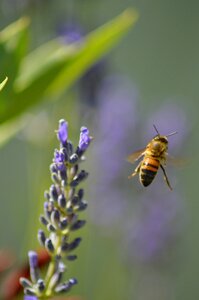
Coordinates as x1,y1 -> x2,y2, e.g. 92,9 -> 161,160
127,125 -> 177,190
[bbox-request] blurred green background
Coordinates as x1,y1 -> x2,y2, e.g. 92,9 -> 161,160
0,1 -> 199,300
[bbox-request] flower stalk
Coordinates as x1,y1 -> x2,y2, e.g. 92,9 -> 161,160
20,119 -> 92,299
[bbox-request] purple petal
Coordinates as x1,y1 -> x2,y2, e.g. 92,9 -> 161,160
54,149 -> 64,164
54,150 -> 64,163
78,127 -> 91,151
53,150 -> 65,170
57,119 -> 68,144
24,296 -> 38,300
28,251 -> 38,269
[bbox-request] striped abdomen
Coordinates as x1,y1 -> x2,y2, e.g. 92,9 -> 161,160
139,157 -> 160,187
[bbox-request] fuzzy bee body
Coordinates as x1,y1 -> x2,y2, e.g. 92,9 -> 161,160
128,125 -> 177,190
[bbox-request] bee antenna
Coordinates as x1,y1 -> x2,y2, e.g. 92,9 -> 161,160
153,124 -> 160,135
166,131 -> 178,137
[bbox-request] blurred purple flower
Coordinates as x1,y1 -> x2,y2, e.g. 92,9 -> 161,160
90,75 -> 138,228
58,23 -> 84,44
95,75 -> 138,182
124,190 -> 185,263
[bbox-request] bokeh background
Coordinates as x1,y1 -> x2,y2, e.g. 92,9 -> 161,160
0,1 -> 198,300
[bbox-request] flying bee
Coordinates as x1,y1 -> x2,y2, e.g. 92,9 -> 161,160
127,125 -> 177,190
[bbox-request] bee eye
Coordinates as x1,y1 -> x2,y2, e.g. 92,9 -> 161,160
159,137 -> 168,143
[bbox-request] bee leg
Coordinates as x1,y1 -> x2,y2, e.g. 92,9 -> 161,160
135,153 -> 145,161
160,164 -> 172,191
128,162 -> 141,179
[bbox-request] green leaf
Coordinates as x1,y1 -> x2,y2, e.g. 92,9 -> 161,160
0,17 -> 30,85
0,77 -> 8,91
15,8 -> 138,96
48,9 -> 139,94
10,8 -> 138,122
0,9 -> 139,145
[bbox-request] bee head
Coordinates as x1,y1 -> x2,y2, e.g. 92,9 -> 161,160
150,135 -> 168,154
154,135 -> 168,144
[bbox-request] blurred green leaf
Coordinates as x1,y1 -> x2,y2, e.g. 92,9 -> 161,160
0,17 -> 30,87
49,9 -> 139,94
15,8 -> 138,96
0,8 -> 138,144
0,77 -> 8,91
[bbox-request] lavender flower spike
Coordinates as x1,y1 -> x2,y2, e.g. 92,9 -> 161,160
20,119 -> 91,299
78,127 -> 92,151
57,119 -> 68,145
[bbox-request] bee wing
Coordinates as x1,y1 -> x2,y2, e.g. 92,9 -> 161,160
166,154 -> 188,167
127,148 -> 146,164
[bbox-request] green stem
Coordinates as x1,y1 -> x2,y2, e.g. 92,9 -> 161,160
45,260 -> 56,297
42,164 -> 75,298
45,234 -> 62,297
